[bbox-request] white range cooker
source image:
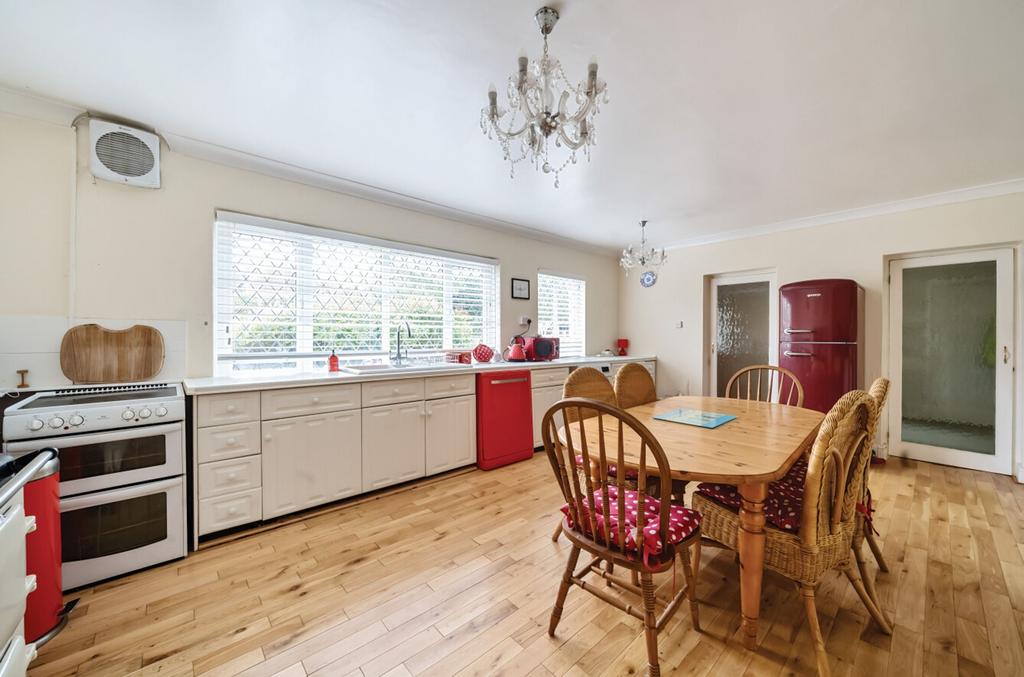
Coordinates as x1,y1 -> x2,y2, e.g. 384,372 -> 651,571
2,383 -> 187,590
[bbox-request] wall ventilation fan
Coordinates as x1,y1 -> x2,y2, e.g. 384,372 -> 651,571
88,119 -> 161,188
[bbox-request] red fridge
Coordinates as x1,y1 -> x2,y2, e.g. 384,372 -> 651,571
779,279 -> 864,413
476,370 -> 534,470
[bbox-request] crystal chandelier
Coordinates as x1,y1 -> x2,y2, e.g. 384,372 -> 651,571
620,220 -> 667,288
480,6 -> 608,188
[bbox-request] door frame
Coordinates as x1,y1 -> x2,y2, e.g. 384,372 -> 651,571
886,246 -> 1017,475
704,270 -> 779,396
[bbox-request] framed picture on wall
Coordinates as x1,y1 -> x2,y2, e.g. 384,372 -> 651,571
511,277 -> 530,300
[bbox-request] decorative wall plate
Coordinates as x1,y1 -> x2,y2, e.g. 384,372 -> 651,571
640,270 -> 658,288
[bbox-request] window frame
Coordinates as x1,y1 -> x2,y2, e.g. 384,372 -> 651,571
536,271 -> 587,358
213,210 -> 501,368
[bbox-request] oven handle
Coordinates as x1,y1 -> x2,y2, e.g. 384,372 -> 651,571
0,449 -> 57,508
59,476 -> 182,512
3,422 -> 183,453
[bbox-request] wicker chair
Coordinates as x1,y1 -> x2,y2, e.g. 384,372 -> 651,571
848,378 -> 892,631
543,397 -> 701,677
552,368 -> 621,541
614,362 -> 687,504
614,362 -> 658,409
692,391 -> 890,677
724,364 -> 804,406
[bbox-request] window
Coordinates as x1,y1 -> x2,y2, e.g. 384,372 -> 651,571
537,272 -> 586,357
214,212 -> 499,370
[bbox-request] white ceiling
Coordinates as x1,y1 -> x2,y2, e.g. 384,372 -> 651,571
2,1 -> 1023,250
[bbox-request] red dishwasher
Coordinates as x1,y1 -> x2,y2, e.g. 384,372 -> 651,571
476,370 -> 534,470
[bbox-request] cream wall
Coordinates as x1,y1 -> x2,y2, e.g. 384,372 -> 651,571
0,112 -> 620,378
619,193 -> 1024,402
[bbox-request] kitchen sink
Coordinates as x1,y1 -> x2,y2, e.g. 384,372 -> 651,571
340,362 -> 471,374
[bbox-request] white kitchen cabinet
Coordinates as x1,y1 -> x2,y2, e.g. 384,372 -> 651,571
425,395 -> 476,474
261,410 -> 362,519
531,384 -> 564,448
362,402 -> 426,491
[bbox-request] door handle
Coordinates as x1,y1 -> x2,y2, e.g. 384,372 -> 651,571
784,350 -> 813,357
784,328 -> 813,335
1004,346 -> 1010,364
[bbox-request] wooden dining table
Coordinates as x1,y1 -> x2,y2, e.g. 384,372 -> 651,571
559,395 -> 824,650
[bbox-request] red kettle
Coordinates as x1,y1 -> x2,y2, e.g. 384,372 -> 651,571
503,336 -> 527,362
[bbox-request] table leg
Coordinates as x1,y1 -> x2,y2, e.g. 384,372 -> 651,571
737,482 -> 768,650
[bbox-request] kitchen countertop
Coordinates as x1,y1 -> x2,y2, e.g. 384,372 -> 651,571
182,355 -> 656,395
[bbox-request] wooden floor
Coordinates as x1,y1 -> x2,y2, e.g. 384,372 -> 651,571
33,453 -> 1024,677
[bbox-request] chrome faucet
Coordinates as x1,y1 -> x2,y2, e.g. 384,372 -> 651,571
392,321 -> 411,365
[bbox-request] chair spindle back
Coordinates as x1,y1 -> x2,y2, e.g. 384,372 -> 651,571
542,398 -> 673,561
725,364 -> 804,406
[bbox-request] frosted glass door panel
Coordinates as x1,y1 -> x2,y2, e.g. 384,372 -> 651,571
901,261 -> 996,454
716,281 -> 770,397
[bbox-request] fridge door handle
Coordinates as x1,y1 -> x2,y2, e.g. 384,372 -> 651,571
783,328 -> 813,335
783,350 -> 813,357
491,377 -> 529,385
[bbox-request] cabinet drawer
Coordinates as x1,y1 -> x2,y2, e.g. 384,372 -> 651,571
425,374 -> 475,400
361,378 -> 425,407
196,421 -> 261,463
197,392 -> 260,427
199,488 -> 262,535
531,367 -> 570,388
261,384 -> 361,420
198,455 -> 262,499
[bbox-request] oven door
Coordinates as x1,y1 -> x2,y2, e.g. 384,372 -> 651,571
59,476 -> 185,590
4,423 -> 184,497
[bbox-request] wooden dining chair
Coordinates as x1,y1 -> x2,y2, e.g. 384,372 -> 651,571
725,364 -> 804,406
614,362 -> 657,409
692,391 -> 889,677
543,397 -> 702,677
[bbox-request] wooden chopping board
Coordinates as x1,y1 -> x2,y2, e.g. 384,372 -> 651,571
60,324 -> 165,384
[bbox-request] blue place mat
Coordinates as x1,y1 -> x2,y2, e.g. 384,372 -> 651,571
652,408 -> 737,429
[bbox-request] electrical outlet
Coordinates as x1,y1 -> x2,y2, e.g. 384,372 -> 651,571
519,316 -> 532,326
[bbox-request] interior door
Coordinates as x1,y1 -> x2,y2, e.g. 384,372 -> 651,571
709,273 -> 778,396
889,248 -> 1015,474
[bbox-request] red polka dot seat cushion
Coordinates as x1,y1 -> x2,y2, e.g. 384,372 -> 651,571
574,454 -> 639,480
559,485 -> 701,560
694,455 -> 808,533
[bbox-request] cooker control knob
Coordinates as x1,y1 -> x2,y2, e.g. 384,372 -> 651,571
48,416 -> 65,428
155,406 -> 168,417
69,414 -> 84,426
122,409 -> 136,421
139,408 -> 152,419
29,418 -> 44,431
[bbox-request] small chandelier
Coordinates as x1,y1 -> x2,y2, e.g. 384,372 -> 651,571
480,6 -> 608,188
620,220 -> 667,288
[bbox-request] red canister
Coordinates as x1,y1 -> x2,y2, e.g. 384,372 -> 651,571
23,454 -> 64,643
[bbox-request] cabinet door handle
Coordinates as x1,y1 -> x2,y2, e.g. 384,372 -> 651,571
784,328 -> 813,335
264,434 -> 272,441
784,350 -> 813,357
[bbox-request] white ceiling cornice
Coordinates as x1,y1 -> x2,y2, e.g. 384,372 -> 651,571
0,85 -> 83,126
664,177 -> 1024,251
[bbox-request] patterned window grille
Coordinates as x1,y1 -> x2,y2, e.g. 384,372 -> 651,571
214,214 -> 499,370
537,272 -> 586,357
